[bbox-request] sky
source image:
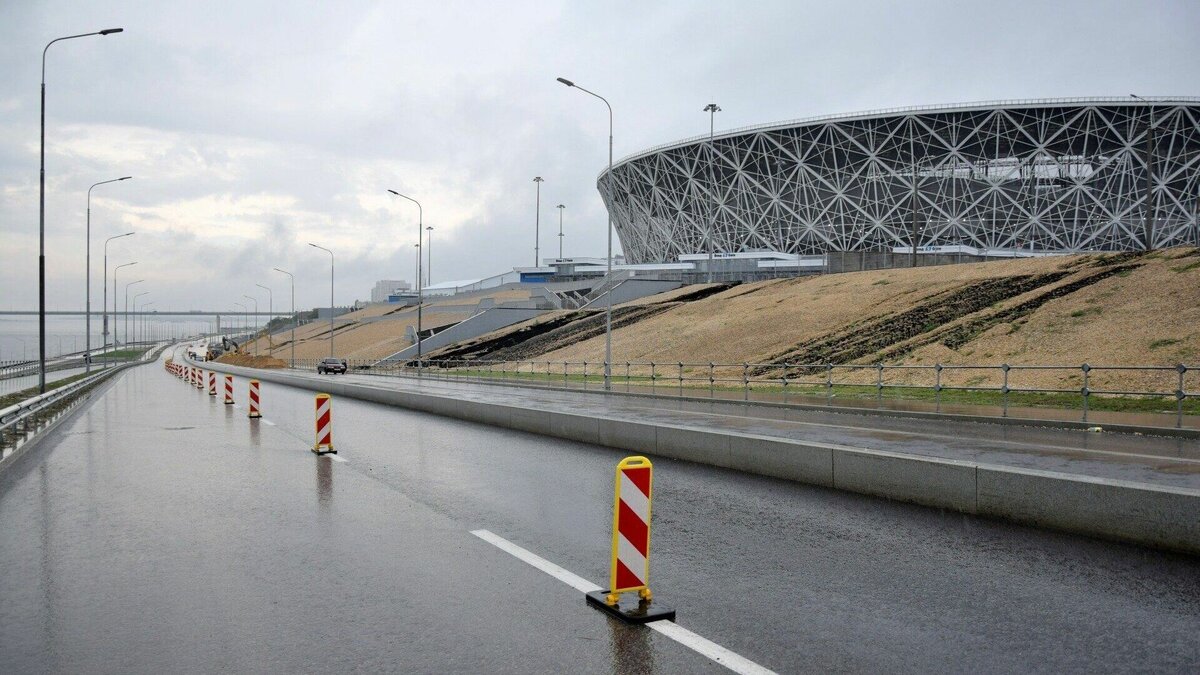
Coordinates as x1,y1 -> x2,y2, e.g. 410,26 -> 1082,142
1,0 -> 1197,313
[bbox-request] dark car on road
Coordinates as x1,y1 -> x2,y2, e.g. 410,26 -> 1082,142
317,357 -> 348,374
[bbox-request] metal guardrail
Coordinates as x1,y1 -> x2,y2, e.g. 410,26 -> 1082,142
1,365 -> 125,437
1,343 -> 168,447
285,358 -> 1197,428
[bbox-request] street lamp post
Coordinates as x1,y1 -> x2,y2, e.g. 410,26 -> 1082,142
103,232 -> 134,363
425,226 -> 433,287
308,243 -> 335,358
256,283 -> 273,355
39,27 -> 124,392
703,103 -> 721,283
112,262 -> 136,357
387,190 -> 424,374
557,76 -> 615,390
243,294 -> 258,356
130,284 -> 147,343
85,176 -> 131,372
134,296 -> 150,344
273,268 -> 295,367
414,243 -> 421,294
556,204 -> 565,259
233,303 -> 246,347
142,302 -> 155,345
532,176 -> 544,267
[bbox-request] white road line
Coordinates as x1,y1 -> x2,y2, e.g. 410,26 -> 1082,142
469,529 -> 776,675
263,420 -> 276,426
470,529 -> 599,593
647,621 -> 775,675
329,455 -> 348,463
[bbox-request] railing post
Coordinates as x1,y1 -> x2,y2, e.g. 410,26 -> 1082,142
1081,363 -> 1091,423
876,363 -> 883,402
781,363 -> 789,405
1177,364 -> 1187,429
935,363 -> 942,411
826,363 -> 834,405
650,362 -> 656,395
709,362 -> 715,398
1001,364 -> 1010,417
583,361 -> 588,387
625,361 -> 631,387
743,362 -> 749,401
678,362 -> 683,396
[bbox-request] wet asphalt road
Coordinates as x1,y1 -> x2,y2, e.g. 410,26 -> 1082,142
1,355 -> 1198,673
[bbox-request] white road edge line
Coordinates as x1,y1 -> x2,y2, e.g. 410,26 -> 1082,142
469,529 -> 776,675
329,455 -> 348,463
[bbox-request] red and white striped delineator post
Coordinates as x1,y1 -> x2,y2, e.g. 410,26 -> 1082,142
223,375 -> 235,405
312,393 -> 335,454
208,372 -> 217,396
585,456 -> 675,624
248,379 -> 261,418
195,368 -> 205,390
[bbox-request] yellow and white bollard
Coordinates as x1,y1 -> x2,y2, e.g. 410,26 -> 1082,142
312,393 -> 335,454
585,456 -> 674,624
248,379 -> 262,418
223,375 -> 235,405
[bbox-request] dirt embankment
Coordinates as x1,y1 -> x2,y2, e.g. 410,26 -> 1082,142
422,248 -> 1200,392
216,353 -> 288,369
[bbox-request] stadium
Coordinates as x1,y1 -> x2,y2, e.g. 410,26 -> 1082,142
598,97 -> 1200,269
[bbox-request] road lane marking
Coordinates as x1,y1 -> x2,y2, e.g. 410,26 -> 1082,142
471,529 -> 599,593
469,529 -> 776,675
329,455 -> 348,463
263,420 -> 276,426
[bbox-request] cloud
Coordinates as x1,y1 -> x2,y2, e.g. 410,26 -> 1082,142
1,0 -> 1198,314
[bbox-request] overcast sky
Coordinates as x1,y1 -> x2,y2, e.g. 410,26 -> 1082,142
1,0 -> 1197,313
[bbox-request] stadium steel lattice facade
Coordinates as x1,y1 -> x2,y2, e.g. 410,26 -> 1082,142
599,98 -> 1200,264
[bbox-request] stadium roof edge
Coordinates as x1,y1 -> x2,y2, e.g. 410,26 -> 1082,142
599,96 -> 1200,181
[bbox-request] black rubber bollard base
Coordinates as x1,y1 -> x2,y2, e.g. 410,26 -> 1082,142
586,590 -> 675,624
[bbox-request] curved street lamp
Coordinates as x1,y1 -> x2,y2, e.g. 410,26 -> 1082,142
38,27 -> 124,391
273,268 -> 295,366
112,262 -> 136,355
308,243 -> 335,358
86,176 -> 131,371
557,76 -> 615,390
103,232 -> 134,362
256,283 -> 273,354
387,190 -> 424,374
243,294 -> 258,356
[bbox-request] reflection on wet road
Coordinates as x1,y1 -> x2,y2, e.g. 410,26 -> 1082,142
0,355 -> 1197,673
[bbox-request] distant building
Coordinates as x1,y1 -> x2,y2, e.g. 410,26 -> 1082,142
370,279 -> 411,303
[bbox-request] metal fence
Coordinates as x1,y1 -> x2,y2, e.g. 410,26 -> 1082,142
285,358 -> 1198,429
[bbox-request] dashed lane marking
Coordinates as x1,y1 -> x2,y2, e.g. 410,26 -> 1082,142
469,529 -> 776,675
